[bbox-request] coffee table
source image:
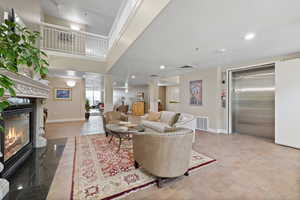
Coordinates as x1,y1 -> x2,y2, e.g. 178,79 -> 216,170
106,123 -> 145,152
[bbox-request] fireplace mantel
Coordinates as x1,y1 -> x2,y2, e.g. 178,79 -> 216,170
0,70 -> 50,199
0,69 -> 50,99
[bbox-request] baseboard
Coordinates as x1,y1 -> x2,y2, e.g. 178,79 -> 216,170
207,128 -> 227,134
47,118 -> 85,123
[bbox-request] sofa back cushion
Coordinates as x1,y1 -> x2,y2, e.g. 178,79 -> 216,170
147,112 -> 161,121
160,111 -> 177,126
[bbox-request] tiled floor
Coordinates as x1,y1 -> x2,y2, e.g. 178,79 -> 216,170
45,116 -> 105,139
6,116 -> 300,200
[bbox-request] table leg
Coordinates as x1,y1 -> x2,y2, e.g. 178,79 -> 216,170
117,137 -> 122,153
109,135 -> 113,143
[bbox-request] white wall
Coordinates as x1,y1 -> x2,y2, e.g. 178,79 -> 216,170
166,86 -> 180,112
275,59 -> 300,148
45,77 -> 85,122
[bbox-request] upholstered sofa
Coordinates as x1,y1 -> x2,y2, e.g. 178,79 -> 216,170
141,111 -> 195,142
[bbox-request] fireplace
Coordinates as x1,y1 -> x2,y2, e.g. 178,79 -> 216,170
0,98 -> 34,178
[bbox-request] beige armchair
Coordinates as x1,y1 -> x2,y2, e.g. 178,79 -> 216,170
103,111 -> 128,136
132,128 -> 193,187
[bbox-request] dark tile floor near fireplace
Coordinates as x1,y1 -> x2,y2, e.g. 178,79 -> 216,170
3,138 -> 66,200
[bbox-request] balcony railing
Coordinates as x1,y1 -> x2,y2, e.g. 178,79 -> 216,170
40,0 -> 141,60
40,23 -> 109,59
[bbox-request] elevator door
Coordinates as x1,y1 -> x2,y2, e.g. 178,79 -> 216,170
232,66 -> 275,139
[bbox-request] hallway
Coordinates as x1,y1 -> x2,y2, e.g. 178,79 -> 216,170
45,116 -> 105,139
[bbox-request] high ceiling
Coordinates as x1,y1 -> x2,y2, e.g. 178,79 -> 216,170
110,0 -> 300,86
41,0 -> 125,35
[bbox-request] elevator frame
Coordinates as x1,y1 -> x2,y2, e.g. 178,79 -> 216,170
225,62 -> 276,134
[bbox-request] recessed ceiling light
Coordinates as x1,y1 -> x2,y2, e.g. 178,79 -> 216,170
244,32 -> 256,40
131,75 -> 136,79
217,48 -> 227,53
70,25 -> 80,31
160,65 -> 165,69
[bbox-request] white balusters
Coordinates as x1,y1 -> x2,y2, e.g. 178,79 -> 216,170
40,23 -> 108,58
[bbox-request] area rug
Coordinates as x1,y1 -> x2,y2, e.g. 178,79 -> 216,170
71,134 -> 216,200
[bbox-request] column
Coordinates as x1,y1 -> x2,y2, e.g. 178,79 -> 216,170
0,154 -> 9,199
34,99 -> 47,148
148,80 -> 159,112
104,74 -> 114,113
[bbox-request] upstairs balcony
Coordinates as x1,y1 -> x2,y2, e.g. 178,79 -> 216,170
40,23 -> 108,60
40,0 -> 141,61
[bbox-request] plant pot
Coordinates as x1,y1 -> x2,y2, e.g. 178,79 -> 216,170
85,112 -> 90,120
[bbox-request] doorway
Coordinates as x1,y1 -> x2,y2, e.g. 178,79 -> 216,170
227,64 -> 275,139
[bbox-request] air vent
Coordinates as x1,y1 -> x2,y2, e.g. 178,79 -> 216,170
179,65 -> 194,69
150,74 -> 159,78
195,116 -> 209,131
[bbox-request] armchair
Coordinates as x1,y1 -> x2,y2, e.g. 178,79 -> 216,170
132,128 -> 193,186
103,111 -> 128,136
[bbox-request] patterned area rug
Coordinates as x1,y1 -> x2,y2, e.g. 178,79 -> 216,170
71,135 -> 216,200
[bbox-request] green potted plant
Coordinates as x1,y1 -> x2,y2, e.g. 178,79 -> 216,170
0,19 -> 49,131
85,99 -> 90,120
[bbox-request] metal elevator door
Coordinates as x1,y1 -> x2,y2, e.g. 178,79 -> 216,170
231,65 -> 275,139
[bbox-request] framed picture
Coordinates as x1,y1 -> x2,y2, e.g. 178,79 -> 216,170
190,80 -> 202,106
54,88 -> 72,100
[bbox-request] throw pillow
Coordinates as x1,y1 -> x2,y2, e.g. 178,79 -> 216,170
147,112 -> 161,121
170,113 -> 181,126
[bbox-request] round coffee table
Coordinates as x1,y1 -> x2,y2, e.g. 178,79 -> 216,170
106,123 -> 145,152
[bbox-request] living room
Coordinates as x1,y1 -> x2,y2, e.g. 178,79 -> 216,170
0,0 -> 299,200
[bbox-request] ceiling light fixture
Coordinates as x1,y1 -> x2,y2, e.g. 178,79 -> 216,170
217,48 -> 227,53
66,80 -> 76,87
131,75 -> 136,79
70,25 -> 80,31
160,65 -> 165,69
244,32 -> 256,40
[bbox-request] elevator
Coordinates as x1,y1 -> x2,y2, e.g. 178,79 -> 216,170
231,64 -> 275,139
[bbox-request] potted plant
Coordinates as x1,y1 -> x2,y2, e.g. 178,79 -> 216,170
85,99 -> 90,120
0,19 -> 49,131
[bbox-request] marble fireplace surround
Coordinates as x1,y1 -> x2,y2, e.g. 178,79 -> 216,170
0,69 -> 50,199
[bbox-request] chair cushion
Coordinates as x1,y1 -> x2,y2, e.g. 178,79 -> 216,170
160,111 -> 177,126
141,120 -> 176,133
147,112 -> 161,121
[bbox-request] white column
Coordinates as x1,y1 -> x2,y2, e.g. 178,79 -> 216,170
0,154 -> 9,199
34,99 -> 47,148
104,74 -> 114,113
148,80 -> 159,112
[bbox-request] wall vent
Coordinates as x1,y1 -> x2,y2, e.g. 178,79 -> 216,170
195,116 -> 209,131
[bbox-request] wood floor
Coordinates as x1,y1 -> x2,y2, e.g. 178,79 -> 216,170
45,117 -> 300,200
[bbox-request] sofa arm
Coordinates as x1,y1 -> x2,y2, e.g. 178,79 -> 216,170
132,129 -> 193,178
140,114 -> 148,120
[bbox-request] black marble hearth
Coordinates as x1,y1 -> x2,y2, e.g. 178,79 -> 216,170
3,138 -> 66,200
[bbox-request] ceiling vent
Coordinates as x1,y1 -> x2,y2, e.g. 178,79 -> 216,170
150,74 -> 160,78
178,65 -> 194,69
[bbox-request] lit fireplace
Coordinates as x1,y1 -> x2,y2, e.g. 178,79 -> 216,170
1,98 -> 33,177
4,116 -> 30,162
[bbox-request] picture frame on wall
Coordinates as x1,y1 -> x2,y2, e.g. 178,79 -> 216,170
54,88 -> 72,100
190,80 -> 203,105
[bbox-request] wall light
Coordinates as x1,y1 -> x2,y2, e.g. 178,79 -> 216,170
66,80 -> 76,87
125,88 -> 129,93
